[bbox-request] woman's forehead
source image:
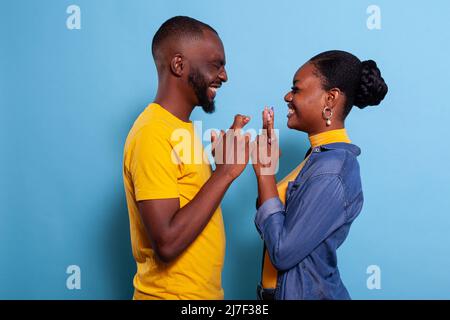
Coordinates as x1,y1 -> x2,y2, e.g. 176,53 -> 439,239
293,63 -> 317,85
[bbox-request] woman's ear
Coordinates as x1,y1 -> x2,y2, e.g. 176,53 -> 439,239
326,88 -> 342,108
170,54 -> 184,77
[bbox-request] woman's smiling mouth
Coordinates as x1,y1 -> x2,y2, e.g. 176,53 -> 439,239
287,104 -> 295,118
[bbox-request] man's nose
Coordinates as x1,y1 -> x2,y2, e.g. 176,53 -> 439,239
219,68 -> 228,83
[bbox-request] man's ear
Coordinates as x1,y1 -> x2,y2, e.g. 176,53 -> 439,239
326,88 -> 342,108
170,54 -> 184,77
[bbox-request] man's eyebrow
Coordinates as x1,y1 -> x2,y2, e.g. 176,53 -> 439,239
216,54 -> 226,63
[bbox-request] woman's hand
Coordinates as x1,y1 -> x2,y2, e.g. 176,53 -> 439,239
251,107 -> 280,204
251,107 -> 280,177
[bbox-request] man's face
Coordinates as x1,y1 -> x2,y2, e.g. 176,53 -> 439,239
186,30 -> 228,113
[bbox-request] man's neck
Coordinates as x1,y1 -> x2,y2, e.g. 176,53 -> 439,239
154,90 -> 194,122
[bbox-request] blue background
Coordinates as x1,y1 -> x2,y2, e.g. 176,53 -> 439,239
1,0 -> 450,299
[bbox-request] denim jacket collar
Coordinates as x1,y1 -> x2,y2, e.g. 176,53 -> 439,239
311,142 -> 361,157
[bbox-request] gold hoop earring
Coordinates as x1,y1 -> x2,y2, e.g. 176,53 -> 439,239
322,107 -> 333,126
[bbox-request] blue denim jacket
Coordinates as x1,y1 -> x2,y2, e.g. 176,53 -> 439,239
255,143 -> 364,300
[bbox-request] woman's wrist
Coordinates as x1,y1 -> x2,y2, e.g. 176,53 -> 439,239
256,173 -> 276,183
257,174 -> 278,203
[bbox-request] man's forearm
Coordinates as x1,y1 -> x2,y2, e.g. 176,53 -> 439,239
162,170 -> 234,261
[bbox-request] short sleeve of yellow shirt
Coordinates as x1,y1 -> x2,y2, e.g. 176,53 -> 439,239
130,122 -> 179,201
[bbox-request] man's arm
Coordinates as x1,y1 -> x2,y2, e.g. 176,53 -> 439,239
138,115 -> 250,263
138,169 -> 233,263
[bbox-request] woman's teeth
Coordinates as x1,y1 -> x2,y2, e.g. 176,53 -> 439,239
287,108 -> 295,118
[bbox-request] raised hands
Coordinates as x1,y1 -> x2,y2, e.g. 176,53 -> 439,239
209,108 -> 280,180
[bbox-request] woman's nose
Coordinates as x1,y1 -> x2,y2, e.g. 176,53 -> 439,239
284,91 -> 292,102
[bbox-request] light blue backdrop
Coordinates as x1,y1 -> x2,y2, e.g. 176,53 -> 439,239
1,0 -> 450,299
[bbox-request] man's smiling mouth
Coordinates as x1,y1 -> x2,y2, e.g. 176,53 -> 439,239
208,83 -> 221,99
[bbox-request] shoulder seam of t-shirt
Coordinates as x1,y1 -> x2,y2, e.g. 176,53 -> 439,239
132,119 -> 179,142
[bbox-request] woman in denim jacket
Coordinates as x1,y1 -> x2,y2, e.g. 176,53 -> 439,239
252,50 -> 388,300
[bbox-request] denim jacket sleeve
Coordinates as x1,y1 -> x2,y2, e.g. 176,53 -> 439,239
254,174 -> 347,271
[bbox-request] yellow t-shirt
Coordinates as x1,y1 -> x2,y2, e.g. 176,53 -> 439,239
123,103 -> 225,300
261,128 -> 351,289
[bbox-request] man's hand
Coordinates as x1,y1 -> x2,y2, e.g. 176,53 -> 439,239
211,114 -> 251,181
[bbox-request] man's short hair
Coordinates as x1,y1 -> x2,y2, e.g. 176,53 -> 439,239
151,16 -> 218,60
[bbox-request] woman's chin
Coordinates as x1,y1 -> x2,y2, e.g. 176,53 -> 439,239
287,118 -> 304,131
287,117 -> 295,129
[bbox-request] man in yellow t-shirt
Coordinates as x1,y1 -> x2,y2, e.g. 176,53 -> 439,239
123,16 -> 250,299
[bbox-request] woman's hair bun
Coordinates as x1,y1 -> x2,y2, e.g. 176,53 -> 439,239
354,59 -> 388,108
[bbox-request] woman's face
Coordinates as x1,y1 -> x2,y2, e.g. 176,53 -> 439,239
284,62 -> 328,134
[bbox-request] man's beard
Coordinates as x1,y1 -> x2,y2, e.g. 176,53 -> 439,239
188,68 -> 215,114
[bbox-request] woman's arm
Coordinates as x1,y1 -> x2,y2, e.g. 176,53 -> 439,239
253,106 -> 280,207
256,175 -> 278,207
255,174 -> 348,271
